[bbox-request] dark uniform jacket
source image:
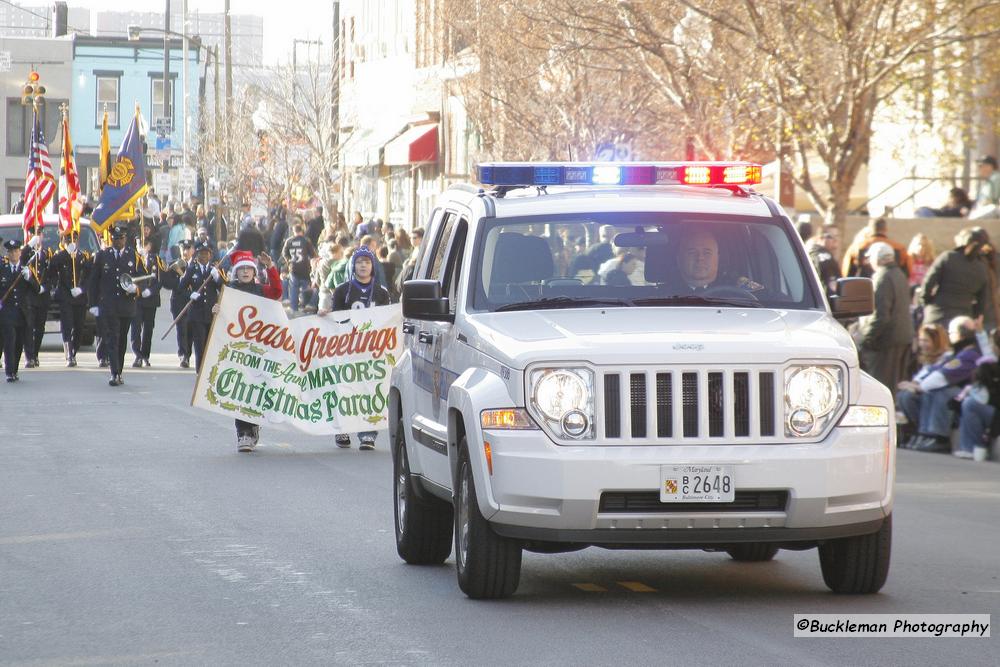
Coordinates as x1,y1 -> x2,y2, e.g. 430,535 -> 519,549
136,253 -> 164,309
860,263 -> 914,349
48,249 -> 91,306
179,261 -> 225,323
160,262 -> 192,312
0,259 -> 28,324
921,249 -> 996,328
19,246 -> 51,309
87,247 -> 139,318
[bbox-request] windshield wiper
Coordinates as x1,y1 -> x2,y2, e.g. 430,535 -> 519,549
494,296 -> 634,312
631,295 -> 761,308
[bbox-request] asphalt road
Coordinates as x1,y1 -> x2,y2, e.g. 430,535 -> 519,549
1,308 -> 998,666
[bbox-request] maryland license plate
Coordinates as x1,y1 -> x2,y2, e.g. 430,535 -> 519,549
660,465 -> 735,502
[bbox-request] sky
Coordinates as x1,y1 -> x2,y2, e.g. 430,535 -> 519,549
58,0 -> 335,65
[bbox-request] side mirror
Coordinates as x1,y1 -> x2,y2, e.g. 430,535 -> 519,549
830,277 -> 874,319
402,279 -> 452,322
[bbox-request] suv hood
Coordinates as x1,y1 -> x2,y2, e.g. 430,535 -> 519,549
463,307 -> 856,369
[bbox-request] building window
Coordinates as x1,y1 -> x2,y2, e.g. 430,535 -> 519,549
151,77 -> 174,125
5,97 -> 65,157
96,76 -> 119,128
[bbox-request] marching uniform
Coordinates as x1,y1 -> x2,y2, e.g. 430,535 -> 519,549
179,241 -> 226,372
88,227 -> 139,386
18,242 -> 52,368
130,251 -> 163,367
0,240 -> 29,381
47,244 -> 92,366
160,251 -> 193,367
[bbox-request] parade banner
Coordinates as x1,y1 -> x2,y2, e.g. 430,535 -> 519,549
192,287 -> 402,435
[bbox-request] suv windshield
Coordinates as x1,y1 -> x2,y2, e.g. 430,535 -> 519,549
471,212 -> 821,312
0,221 -> 100,254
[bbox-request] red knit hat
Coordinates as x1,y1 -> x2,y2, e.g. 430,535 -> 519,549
231,251 -> 257,273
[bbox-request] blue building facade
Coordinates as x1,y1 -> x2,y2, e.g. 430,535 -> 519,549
71,36 -> 200,199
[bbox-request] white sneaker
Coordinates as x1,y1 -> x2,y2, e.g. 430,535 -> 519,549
237,436 -> 256,453
952,450 -> 974,460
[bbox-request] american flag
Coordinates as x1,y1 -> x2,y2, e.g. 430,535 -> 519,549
58,113 -> 81,235
22,110 -> 56,236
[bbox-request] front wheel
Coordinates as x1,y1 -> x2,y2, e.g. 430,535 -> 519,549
455,439 -> 522,599
393,425 -> 452,565
818,515 -> 892,594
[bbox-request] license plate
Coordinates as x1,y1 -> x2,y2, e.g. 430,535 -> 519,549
660,465 -> 735,502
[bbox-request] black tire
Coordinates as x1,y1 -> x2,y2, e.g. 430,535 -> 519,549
726,543 -> 779,562
393,425 -> 453,565
454,439 -> 522,599
818,515 -> 892,594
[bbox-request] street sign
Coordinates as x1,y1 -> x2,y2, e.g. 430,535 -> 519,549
178,167 -> 197,191
155,135 -> 171,152
153,171 -> 172,195
595,142 -> 633,162
154,117 -> 173,134
0,52 -> 11,72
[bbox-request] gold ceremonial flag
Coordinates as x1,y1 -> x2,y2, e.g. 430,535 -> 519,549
98,110 -> 110,194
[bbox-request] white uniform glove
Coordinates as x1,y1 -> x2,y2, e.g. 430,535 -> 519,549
89,306 -> 99,317
190,291 -> 202,301
141,288 -> 151,298
66,243 -> 77,254
124,283 -> 137,294
28,235 -> 41,249
21,267 -> 31,280
210,267 -> 220,282
38,285 -> 46,294
70,287 -> 83,298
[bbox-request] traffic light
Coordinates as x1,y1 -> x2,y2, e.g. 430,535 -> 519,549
21,71 -> 45,106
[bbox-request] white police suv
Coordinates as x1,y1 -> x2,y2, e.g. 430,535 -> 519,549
389,162 -> 893,599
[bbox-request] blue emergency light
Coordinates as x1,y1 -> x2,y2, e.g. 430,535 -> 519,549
476,162 -> 762,188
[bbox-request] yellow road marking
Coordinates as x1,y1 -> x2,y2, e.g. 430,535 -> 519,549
572,583 -> 608,592
617,581 -> 657,592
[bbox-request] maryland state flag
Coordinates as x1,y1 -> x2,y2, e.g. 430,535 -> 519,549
58,110 -> 82,235
92,107 -> 147,234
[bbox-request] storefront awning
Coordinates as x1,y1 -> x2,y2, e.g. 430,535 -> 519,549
383,124 -> 438,166
341,124 -> 407,168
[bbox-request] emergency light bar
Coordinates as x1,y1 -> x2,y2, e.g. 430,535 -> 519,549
477,162 -> 762,188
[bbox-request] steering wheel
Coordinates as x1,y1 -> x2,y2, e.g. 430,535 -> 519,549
702,284 -> 759,302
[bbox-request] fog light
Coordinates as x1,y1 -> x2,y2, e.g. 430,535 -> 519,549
561,409 -> 589,438
789,408 -> 815,435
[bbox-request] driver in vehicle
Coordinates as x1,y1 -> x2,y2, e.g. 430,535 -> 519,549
670,226 -> 764,295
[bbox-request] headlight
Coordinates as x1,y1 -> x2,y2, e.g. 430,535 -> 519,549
528,368 -> 594,439
784,365 -> 843,437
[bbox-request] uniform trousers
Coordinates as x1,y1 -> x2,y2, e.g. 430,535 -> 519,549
0,318 -> 25,376
28,299 -> 48,360
101,314 -> 132,377
189,320 -> 210,372
130,306 -> 157,360
59,302 -> 86,352
170,302 -> 191,360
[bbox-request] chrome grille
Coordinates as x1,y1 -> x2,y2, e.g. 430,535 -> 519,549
600,367 -> 781,443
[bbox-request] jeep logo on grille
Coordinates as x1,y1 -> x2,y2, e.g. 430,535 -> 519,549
673,343 -> 704,351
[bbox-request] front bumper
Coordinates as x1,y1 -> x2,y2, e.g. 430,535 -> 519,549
479,425 -> 892,544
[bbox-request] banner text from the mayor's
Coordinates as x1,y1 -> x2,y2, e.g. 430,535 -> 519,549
192,288 -> 402,435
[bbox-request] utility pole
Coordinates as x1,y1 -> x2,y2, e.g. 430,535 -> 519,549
163,0 -> 171,174
214,44 -> 220,167
332,1 -> 339,135
181,0 -> 189,171
224,0 -> 233,228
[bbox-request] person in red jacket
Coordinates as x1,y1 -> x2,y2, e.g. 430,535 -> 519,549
213,250 -> 281,451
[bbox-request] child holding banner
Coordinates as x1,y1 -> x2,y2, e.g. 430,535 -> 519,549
325,245 -> 390,450
213,250 -> 282,452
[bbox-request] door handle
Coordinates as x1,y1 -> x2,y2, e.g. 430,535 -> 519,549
402,322 -> 415,335
418,331 -> 434,344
